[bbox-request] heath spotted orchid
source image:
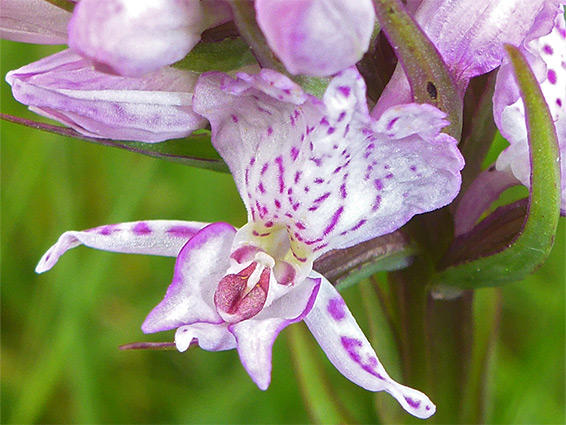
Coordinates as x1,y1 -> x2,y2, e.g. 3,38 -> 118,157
36,67 -> 464,419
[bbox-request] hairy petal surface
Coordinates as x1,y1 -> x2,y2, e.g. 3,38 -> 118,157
229,276 -> 320,390
304,273 -> 436,419
36,220 -> 207,273
495,10 -> 566,211
194,68 -> 463,259
255,0 -> 375,76
68,0 -> 230,77
0,0 -> 70,44
6,49 -> 207,142
142,222 -> 237,333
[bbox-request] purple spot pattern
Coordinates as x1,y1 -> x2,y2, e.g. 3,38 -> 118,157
340,336 -> 387,381
212,67 -> 460,260
327,297 -> 346,320
133,222 -> 152,235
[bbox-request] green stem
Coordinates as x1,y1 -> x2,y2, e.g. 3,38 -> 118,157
287,324 -> 355,424
228,0 -> 286,72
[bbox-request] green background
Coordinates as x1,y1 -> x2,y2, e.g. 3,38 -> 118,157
1,40 -> 564,424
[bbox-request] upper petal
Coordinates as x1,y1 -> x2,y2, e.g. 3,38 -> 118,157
36,220 -> 208,273
414,0 -> 564,82
194,68 -> 463,259
255,0 -> 375,76
68,0 -> 230,77
142,222 -> 237,333
373,0 -> 564,116
0,0 -> 70,44
304,273 -> 436,419
6,49 -> 208,142
228,275 -> 321,390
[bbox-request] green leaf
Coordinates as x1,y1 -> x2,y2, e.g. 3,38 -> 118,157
432,45 -> 561,289
373,0 -> 463,139
174,38 -> 257,72
1,113 -> 229,173
43,0 -> 75,12
313,231 -> 415,291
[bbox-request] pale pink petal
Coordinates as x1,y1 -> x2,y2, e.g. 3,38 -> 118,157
304,273 -> 436,419
494,10 -> 566,212
255,0 -> 375,76
373,0 -> 564,116
228,276 -> 321,390
36,220 -> 207,273
175,322 -> 235,352
0,0 -> 70,44
142,222 -> 237,333
414,0 -> 563,82
6,49 -> 208,143
68,0 -> 230,77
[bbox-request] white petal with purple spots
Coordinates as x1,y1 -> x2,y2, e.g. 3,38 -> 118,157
36,220 -> 208,273
194,67 -> 464,262
304,272 -> 436,419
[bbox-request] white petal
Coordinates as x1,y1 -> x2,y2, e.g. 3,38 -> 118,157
304,272 -> 436,419
36,220 -> 207,273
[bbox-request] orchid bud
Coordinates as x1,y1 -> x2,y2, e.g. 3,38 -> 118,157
6,49 -> 208,143
68,0 -> 231,77
255,0 -> 375,77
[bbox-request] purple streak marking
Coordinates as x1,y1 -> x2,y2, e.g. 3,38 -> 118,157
372,195 -> 382,212
290,146 -> 299,161
275,156 -> 285,193
314,192 -> 331,203
387,116 -> 400,130
324,206 -> 344,236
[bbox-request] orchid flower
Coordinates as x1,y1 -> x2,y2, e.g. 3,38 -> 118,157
68,0 -> 231,77
5,49 -> 207,142
35,68 -> 464,419
255,0 -> 375,77
373,0 -> 565,116
494,9 -> 566,213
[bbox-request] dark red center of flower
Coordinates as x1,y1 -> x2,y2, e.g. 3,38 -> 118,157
214,262 -> 271,322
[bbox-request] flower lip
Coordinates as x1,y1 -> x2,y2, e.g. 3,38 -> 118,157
214,253 -> 274,323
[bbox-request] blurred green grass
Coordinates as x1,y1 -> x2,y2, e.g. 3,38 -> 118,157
1,40 -> 564,424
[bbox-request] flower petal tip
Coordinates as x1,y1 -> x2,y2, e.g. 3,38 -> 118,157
384,381 -> 436,419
